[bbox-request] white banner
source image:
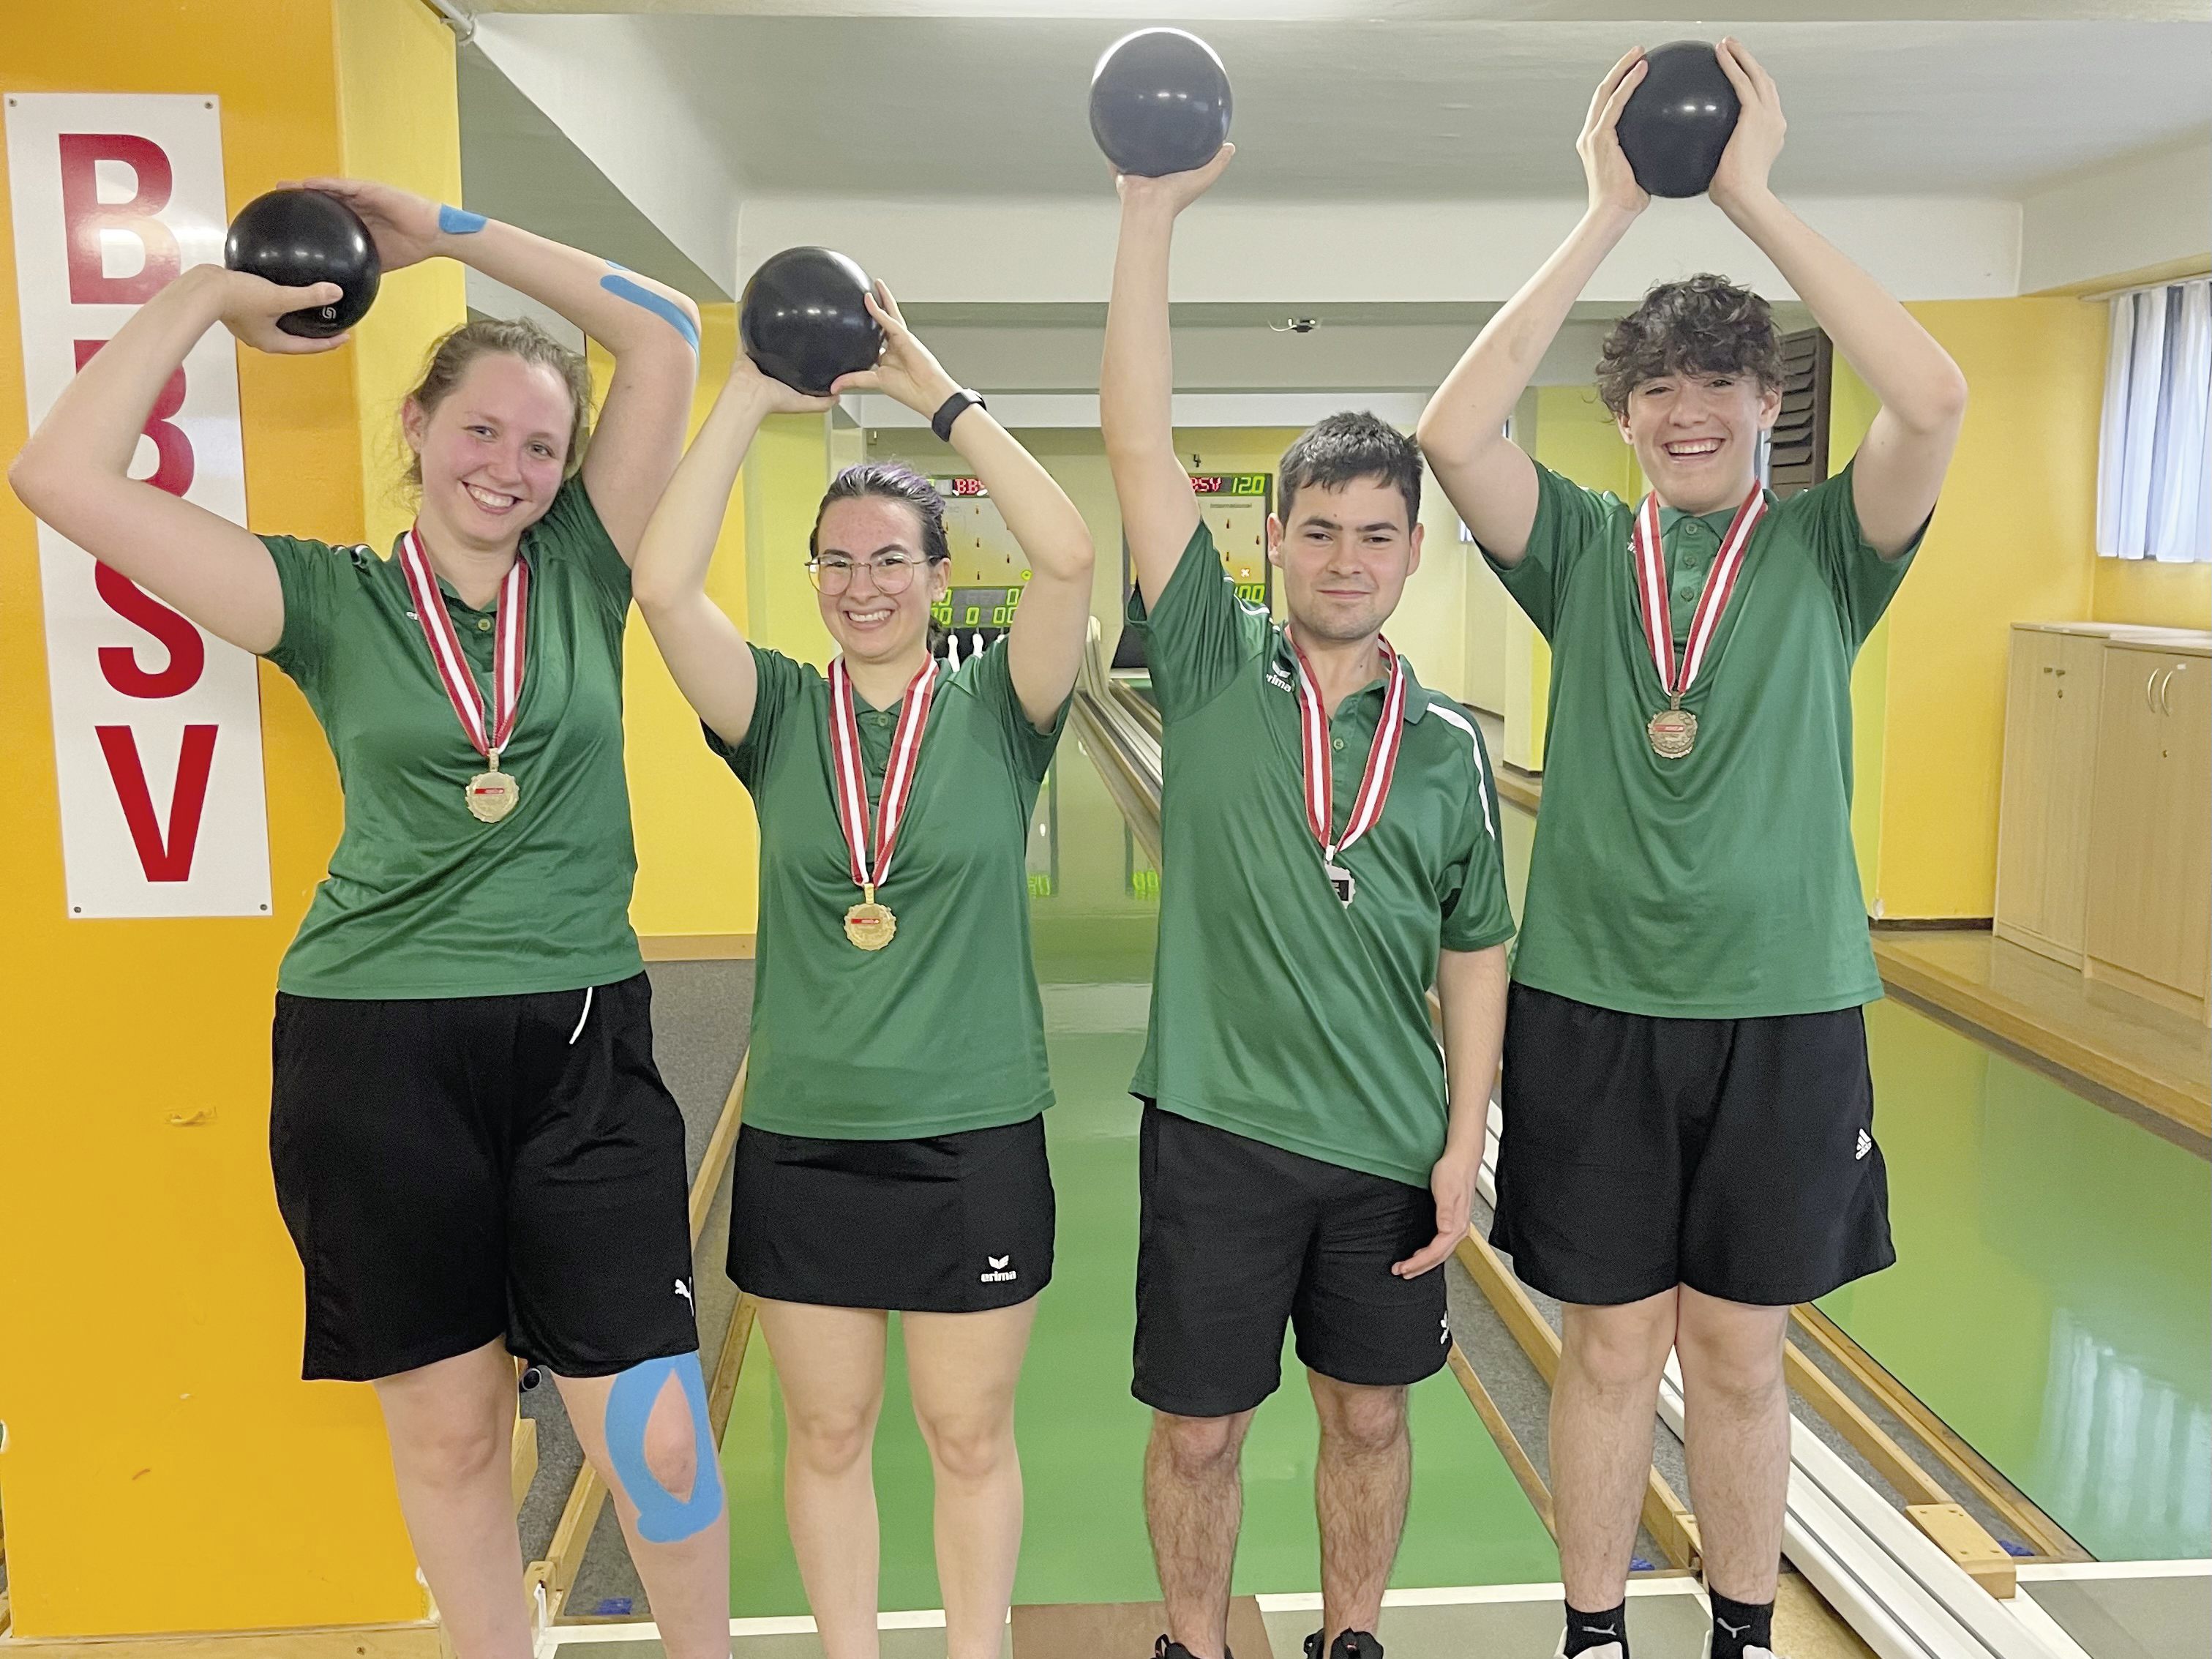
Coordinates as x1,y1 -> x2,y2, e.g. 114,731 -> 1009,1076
7,92 -> 272,918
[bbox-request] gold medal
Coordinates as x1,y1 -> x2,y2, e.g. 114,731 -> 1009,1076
828,660 -> 939,952
1646,706 -> 1697,759
467,768 -> 520,822
1630,487 -> 1766,765
844,896 -> 897,951
399,528 -> 533,822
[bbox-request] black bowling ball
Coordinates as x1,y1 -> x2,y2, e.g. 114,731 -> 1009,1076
223,188 -> 380,338
1090,28 -> 1233,179
739,247 -> 883,397
1616,40 -> 1742,200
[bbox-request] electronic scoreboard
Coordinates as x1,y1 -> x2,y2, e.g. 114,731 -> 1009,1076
929,472 -> 1272,667
1113,471 -> 1273,671
929,475 -> 1029,656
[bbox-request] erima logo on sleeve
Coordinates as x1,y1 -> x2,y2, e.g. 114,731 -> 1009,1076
979,1255 -> 1019,1284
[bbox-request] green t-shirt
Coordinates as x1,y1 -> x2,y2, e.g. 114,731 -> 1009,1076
260,479 -> 644,999
1487,461 -> 1923,1019
707,640 -> 1067,1140
1129,521 -> 1516,1189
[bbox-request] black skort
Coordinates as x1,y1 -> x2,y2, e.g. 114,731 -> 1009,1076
727,1114 -> 1054,1314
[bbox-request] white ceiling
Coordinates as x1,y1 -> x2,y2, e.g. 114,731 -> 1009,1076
489,15 -> 2208,201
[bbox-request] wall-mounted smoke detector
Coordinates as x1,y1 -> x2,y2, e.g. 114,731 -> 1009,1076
1271,318 -> 1321,334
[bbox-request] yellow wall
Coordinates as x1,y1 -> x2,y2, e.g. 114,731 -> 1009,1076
601,311 -> 766,944
1861,300 -> 2107,919
2092,555 -> 2212,629
0,0 -> 454,1635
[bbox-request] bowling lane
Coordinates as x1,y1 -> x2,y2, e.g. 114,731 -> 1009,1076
723,746 -> 1557,1617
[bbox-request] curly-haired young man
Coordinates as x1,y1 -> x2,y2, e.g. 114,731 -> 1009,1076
1418,40 -> 1967,1659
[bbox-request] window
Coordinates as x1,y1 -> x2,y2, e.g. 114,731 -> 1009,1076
2097,278 -> 2211,563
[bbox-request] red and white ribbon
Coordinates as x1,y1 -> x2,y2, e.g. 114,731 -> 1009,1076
397,528 -> 529,763
1290,634 -> 1406,872
828,656 -> 937,895
1631,484 -> 1766,699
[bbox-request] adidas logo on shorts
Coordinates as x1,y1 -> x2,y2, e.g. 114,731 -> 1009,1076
1855,1129 -> 1873,1161
979,1254 -> 1019,1284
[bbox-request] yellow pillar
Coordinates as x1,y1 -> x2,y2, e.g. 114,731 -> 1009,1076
608,310 -> 768,947
0,0 -> 460,1636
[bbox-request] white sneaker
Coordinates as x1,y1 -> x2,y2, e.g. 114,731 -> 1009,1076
1554,1631 -> 1625,1659
1701,1636 -> 1785,1659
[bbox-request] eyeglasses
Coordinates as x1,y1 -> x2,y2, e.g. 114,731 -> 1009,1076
806,552 -> 929,595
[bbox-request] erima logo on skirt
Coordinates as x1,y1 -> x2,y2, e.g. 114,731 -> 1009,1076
980,1255 -> 1019,1284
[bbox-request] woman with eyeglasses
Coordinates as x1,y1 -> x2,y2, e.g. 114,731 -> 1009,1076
629,281 -> 1094,1659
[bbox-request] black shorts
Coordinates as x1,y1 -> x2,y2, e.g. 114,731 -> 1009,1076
1489,983 -> 1896,1308
1133,1105 -> 1450,1418
728,1115 -> 1054,1314
270,973 -> 698,1383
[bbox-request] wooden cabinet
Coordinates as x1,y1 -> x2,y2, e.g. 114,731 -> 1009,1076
1993,628 -> 2104,964
2085,643 -> 2211,1017
1995,623 -> 2211,1022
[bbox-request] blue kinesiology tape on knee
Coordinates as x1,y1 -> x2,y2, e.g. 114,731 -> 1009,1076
600,271 -> 700,351
604,1353 -> 724,1543
438,203 -> 487,235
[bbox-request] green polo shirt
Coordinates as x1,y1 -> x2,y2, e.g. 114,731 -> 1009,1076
1128,521 -> 1515,1190
258,479 -> 644,1000
1486,460 -> 1924,1019
708,640 -> 1066,1140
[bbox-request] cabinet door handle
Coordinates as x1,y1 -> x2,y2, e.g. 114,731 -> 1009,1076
2146,667 -> 2162,711
2161,662 -> 2184,716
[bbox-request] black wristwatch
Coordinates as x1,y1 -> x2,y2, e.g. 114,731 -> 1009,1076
929,388 -> 986,443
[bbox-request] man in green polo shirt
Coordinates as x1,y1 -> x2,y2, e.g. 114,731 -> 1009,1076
1417,42 -> 1968,1659
1103,143 -> 1515,1659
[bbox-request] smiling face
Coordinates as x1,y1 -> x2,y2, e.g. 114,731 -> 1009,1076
813,495 -> 948,667
402,351 -> 576,554
1268,473 -> 1425,647
1616,369 -> 1781,516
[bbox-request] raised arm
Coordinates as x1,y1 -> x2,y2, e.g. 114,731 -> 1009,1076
1101,146 -> 1235,609
1704,41 -> 1967,557
630,354 -> 829,748
9,263 -> 343,655
1417,50 -> 1649,567
303,179 -> 700,559
836,285 -> 1095,730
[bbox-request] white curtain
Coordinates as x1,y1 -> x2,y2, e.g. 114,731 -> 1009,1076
2096,277 -> 2212,563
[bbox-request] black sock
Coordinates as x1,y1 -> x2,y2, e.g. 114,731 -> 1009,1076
1709,1592 -> 1774,1659
1563,1600 -> 1627,1656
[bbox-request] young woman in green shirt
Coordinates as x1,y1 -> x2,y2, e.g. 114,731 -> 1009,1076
11,180 -> 732,1658
631,282 -> 1095,1659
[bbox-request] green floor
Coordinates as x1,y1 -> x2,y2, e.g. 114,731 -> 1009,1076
1819,1000 -> 2212,1562
723,754 -> 1557,1616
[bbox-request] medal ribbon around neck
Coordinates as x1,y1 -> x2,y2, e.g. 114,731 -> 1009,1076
827,656 -> 938,902
1631,484 -> 1767,703
398,527 -> 530,767
1289,634 -> 1407,884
